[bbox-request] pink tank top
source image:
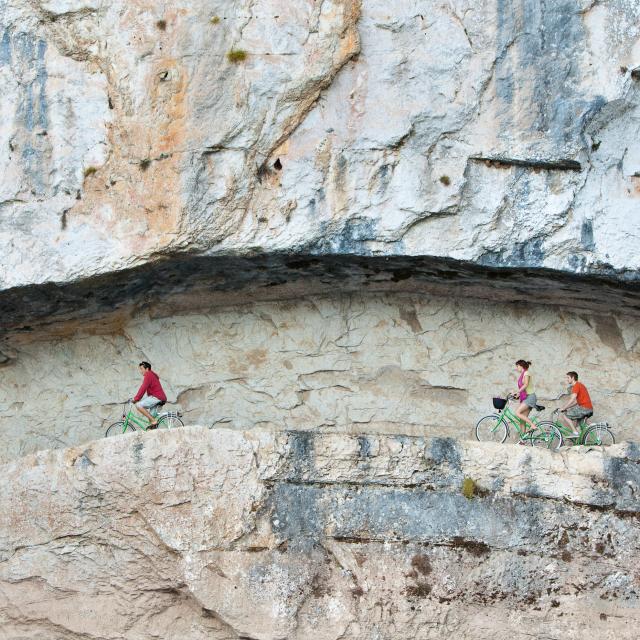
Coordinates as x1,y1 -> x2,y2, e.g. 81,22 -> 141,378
517,371 -> 527,402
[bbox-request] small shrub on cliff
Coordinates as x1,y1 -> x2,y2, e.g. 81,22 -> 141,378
227,49 -> 248,63
461,477 -> 477,499
83,166 -> 98,178
139,158 -> 151,171
439,175 -> 451,186
210,16 -> 221,25
156,19 -> 167,31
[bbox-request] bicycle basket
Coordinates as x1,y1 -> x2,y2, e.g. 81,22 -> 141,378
492,397 -> 507,411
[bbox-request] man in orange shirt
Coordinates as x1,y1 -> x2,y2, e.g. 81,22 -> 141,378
559,371 -> 594,434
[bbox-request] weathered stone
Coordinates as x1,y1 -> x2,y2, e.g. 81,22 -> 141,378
1,428 -> 639,639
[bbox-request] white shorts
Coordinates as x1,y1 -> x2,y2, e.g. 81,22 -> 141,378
137,395 -> 163,410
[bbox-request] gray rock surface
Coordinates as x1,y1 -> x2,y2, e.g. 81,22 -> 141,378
1,428 -> 639,639
1,0 -> 640,299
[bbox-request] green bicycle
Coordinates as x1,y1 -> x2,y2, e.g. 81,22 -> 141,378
105,400 -> 184,437
536,408 -> 615,447
475,396 -> 563,449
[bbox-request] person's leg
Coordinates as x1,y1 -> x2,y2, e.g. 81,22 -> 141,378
136,403 -> 155,422
561,409 -> 579,434
136,397 -> 159,426
516,403 -> 535,433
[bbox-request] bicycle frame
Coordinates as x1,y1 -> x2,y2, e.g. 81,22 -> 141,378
545,409 -> 603,444
496,404 -> 541,438
120,400 -> 176,433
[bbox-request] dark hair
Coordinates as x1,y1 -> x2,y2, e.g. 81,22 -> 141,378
139,361 -> 151,370
515,360 -> 531,369
567,371 -> 578,381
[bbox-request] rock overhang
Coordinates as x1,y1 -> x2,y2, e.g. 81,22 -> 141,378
2,251 -> 640,336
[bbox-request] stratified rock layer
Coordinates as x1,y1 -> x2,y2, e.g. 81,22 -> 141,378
1,428 -> 639,639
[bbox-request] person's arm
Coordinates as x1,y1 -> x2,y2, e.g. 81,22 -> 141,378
133,373 -> 150,403
561,393 -> 577,412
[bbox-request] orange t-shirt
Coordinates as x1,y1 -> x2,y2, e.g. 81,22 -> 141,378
572,382 -> 593,409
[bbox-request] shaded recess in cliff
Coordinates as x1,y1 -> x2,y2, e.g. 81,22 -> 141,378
2,252 -> 640,336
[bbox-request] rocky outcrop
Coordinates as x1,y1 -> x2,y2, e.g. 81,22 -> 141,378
1,428 -> 639,639
1,0 -> 640,322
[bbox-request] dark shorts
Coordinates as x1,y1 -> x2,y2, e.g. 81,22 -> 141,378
566,405 -> 592,421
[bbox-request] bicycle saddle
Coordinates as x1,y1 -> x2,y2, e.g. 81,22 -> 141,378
535,405 -> 545,412
158,400 -> 166,407
584,411 -> 593,418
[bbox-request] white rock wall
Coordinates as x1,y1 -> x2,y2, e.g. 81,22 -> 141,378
2,291 -> 638,463
1,0 -> 640,290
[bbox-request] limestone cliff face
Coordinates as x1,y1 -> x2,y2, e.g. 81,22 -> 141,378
1,0 -> 640,296
3,5 -> 640,639
1,0 -> 640,461
1,428 -> 639,639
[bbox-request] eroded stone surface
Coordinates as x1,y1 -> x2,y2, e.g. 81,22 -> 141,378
1,0 -> 640,294
1,428 -> 639,639
0,0 -> 361,289
1,291 -> 638,464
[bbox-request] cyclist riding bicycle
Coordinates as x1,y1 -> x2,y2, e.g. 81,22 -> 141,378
558,371 -> 593,435
514,359 -> 537,438
132,361 -> 167,429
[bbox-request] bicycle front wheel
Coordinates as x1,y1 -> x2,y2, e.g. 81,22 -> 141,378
105,421 -> 135,438
475,415 -> 508,443
582,425 -> 615,446
530,422 -> 563,451
157,415 -> 184,430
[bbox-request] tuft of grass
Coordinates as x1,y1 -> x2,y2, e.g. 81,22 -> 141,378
439,175 -> 451,186
227,48 -> 247,63
83,166 -> 98,178
156,19 -> 167,31
210,16 -> 221,25
139,158 -> 152,171
461,477 -> 477,499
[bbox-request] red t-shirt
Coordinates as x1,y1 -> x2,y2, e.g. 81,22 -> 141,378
134,370 -> 167,402
572,382 -> 592,410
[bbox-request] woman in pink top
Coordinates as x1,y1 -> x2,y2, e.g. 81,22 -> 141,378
514,359 -> 537,437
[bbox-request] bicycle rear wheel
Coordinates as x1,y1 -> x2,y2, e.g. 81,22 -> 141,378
530,422 -> 563,451
475,415 -> 508,443
157,415 -> 184,430
105,421 -> 135,438
582,425 -> 615,446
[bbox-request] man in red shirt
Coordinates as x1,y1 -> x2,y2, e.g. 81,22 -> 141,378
133,361 -> 167,428
559,371 -> 593,435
